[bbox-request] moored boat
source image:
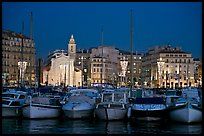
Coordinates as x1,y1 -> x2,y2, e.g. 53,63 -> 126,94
22,94 -> 62,119
2,90 -> 28,117
62,88 -> 100,119
2,99 -> 22,117
168,97 -> 202,123
131,97 -> 167,121
94,91 -> 129,120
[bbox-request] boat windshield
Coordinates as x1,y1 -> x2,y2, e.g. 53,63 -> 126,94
103,94 -> 112,102
10,101 -> 21,106
114,93 -> 125,102
2,94 -> 19,99
2,100 -> 10,105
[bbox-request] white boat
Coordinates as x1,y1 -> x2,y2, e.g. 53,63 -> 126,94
2,99 -> 22,117
94,91 -> 129,120
131,97 -> 167,121
2,90 -> 28,105
2,91 -> 28,117
62,89 -> 100,119
169,97 -> 202,123
22,94 -> 62,119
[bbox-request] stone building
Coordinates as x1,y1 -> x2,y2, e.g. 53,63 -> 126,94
75,49 -> 91,86
141,45 -> 195,88
2,30 -> 36,86
118,50 -> 143,87
90,46 -> 120,86
42,35 -> 82,87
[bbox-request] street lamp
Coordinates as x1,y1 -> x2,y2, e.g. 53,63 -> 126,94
157,58 -> 165,88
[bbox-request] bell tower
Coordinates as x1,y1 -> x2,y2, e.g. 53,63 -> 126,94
68,34 -> 76,60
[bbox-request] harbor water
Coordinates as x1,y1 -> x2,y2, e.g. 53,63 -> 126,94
2,117 -> 202,134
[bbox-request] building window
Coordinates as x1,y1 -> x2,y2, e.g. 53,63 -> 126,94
71,46 -> 73,52
166,65 -> 168,67
166,59 -> 168,63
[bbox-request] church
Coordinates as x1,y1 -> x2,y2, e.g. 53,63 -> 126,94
43,35 -> 82,87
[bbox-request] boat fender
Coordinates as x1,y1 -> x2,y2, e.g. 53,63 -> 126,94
127,106 -> 131,118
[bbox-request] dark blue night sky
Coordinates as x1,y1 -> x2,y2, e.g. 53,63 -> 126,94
2,2 -> 202,59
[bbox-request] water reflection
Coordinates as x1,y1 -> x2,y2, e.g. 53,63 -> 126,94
168,122 -> 202,134
130,119 -> 171,134
2,118 -> 202,134
23,119 -> 60,134
94,120 -> 130,134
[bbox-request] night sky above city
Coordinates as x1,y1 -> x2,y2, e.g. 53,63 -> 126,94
2,2 -> 202,60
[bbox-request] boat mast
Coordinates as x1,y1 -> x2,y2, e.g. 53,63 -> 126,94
130,9 -> 133,97
21,21 -> 24,87
100,27 -> 104,87
29,12 -> 33,87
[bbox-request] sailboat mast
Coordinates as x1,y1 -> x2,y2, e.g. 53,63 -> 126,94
29,12 -> 33,87
21,21 -> 24,87
100,27 -> 104,86
130,9 -> 133,97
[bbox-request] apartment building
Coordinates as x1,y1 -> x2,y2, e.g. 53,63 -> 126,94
141,45 -> 195,88
118,50 -> 143,87
2,30 -> 36,86
90,46 -> 120,86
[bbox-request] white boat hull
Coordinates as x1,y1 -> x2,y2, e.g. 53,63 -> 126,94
2,107 -> 21,117
63,109 -> 94,119
62,102 -> 94,119
22,104 -> 61,119
95,108 -> 127,120
169,105 -> 202,123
